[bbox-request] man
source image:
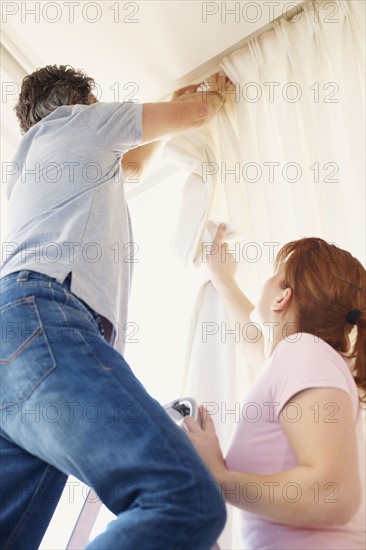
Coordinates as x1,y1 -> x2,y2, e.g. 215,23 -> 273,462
0,65 -> 232,549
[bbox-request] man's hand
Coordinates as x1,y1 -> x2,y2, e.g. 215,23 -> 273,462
170,72 -> 235,107
140,73 -> 235,146
122,75 -> 235,184
199,72 -> 236,101
170,84 -> 202,102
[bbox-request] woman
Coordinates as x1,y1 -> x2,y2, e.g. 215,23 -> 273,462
184,224 -> 365,549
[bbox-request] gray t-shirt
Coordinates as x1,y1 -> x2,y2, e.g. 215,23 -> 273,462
1,101 -> 143,354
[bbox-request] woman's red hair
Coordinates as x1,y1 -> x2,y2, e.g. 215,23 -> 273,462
275,237 -> 366,405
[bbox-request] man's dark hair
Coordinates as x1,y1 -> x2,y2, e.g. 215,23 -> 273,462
15,64 -> 95,134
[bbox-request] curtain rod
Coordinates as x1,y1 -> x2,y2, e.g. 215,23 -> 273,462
151,0 -> 307,102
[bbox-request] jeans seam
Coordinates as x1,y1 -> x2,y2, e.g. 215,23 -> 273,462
0,296 -> 57,411
75,328 -> 111,371
54,297 -> 101,339
0,283 -> 22,295
0,294 -> 36,312
64,291 -> 106,341
52,297 -> 71,327
2,281 -> 53,288
0,325 -> 43,364
52,300 -> 107,368
63,289 -> 99,327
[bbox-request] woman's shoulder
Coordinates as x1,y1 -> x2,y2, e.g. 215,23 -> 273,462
274,332 -> 346,364
267,332 -> 356,388
266,333 -> 360,420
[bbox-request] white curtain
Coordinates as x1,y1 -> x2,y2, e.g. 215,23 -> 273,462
164,1 -> 365,547
62,1 -> 365,545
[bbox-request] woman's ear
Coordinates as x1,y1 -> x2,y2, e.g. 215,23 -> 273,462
271,287 -> 293,312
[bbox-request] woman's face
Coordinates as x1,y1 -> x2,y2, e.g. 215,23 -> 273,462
257,263 -> 289,324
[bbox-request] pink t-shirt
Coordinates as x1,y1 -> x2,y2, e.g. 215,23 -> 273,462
225,332 -> 365,549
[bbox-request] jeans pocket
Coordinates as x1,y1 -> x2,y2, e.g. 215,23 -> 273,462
0,295 -> 56,410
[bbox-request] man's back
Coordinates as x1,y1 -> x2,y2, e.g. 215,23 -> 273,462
1,101 -> 143,352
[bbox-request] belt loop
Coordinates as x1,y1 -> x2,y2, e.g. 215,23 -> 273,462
16,270 -> 30,282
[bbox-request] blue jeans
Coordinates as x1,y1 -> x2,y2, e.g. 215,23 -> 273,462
0,270 -> 226,549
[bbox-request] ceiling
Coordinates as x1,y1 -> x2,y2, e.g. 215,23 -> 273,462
1,1 -> 305,99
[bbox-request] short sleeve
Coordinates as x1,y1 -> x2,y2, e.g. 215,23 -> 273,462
267,333 -> 354,418
79,101 -> 143,153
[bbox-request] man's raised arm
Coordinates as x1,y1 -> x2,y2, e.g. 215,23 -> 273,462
122,73 -> 234,182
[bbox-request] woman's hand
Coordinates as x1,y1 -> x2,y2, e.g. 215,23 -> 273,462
207,224 -> 237,288
182,405 -> 227,481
